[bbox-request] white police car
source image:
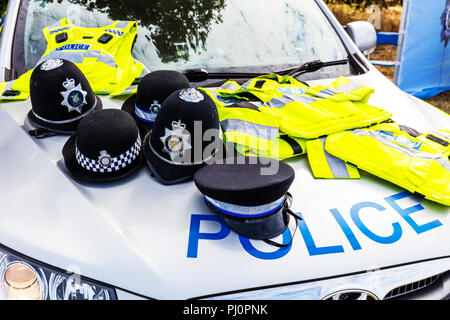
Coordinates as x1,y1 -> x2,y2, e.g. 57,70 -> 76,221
0,0 -> 448,300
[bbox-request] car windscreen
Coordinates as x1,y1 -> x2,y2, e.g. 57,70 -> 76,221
14,0 -> 351,78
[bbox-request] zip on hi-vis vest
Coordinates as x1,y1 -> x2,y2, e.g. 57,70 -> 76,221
0,18 -> 145,100
325,122 -> 450,206
199,76 -> 392,162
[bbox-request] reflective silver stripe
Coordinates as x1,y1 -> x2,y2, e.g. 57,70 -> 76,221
48,21 -> 62,29
205,196 -> 285,217
118,85 -> 137,95
313,88 -> 339,99
219,82 -> 240,91
31,98 -> 97,124
266,95 -> 294,109
292,94 -> 320,104
314,81 -> 363,99
353,129 -> 450,171
334,80 -> 362,93
135,104 -> 156,123
37,51 -> 117,68
320,137 -> 351,178
221,119 -> 278,141
1,80 -> 14,95
85,50 -> 117,67
115,21 -> 129,29
240,79 -> 252,90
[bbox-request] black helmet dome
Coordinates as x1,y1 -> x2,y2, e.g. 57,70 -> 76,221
27,58 -> 102,135
121,70 -> 190,136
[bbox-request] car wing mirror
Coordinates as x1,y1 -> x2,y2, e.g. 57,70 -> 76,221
345,21 -> 377,56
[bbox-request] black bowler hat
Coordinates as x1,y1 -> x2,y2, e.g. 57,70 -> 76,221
27,58 -> 102,136
62,109 -> 143,183
143,88 -> 220,185
194,157 -> 299,242
122,70 -> 190,136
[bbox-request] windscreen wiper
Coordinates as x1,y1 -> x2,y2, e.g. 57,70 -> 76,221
177,59 -> 348,82
275,58 -> 350,78
183,69 -> 266,82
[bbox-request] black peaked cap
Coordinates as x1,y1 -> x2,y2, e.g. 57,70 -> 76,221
194,157 -> 295,206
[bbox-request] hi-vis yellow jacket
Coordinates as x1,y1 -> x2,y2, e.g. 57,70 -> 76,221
325,122 -> 450,206
0,18 -> 145,100
200,74 -> 392,160
0,12 -> 5,35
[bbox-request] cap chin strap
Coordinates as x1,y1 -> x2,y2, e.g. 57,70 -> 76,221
263,193 -> 303,248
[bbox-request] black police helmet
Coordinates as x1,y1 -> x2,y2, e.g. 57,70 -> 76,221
143,88 -> 220,185
194,157 -> 296,241
62,109 -> 143,183
122,70 -> 190,136
27,58 -> 102,135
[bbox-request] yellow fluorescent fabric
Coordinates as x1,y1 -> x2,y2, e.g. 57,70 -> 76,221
325,123 -> 450,206
0,81 -> 30,101
0,18 -> 144,100
214,75 -> 392,140
235,135 -> 307,160
200,75 -> 392,160
217,103 -> 281,152
258,76 -> 392,139
306,138 -> 360,179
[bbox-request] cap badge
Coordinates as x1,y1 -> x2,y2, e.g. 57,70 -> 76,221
160,120 -> 192,161
98,150 -> 112,168
60,78 -> 88,113
179,88 -> 204,103
40,58 -> 64,71
150,100 -> 161,114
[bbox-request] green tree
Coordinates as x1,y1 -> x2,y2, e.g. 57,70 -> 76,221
39,0 -> 226,63
0,0 -> 8,14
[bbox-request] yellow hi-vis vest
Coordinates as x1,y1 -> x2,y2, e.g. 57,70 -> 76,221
0,18 -> 145,100
200,75 -> 392,160
325,122 -> 450,206
0,12 -> 5,35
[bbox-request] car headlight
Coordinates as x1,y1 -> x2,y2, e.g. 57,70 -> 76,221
0,246 -> 116,300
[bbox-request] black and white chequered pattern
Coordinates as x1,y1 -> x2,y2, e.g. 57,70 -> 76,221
75,136 -> 141,173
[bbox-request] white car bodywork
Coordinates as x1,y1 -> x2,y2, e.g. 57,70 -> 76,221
0,0 -> 448,300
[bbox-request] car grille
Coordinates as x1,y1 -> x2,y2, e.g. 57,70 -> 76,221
383,275 -> 440,299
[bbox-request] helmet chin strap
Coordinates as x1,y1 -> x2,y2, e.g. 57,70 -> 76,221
28,128 -> 61,139
263,193 -> 303,248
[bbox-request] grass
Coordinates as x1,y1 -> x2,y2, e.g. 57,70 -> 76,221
329,4 -> 449,115
328,4 -> 403,32
426,92 -> 450,114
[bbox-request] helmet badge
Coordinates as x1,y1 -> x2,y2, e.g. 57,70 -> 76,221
98,150 -> 112,168
150,100 -> 161,114
160,120 -> 192,161
60,78 -> 88,113
40,58 -> 64,71
179,88 -> 204,103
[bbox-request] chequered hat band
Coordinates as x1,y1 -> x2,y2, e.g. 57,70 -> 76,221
75,136 -> 141,173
